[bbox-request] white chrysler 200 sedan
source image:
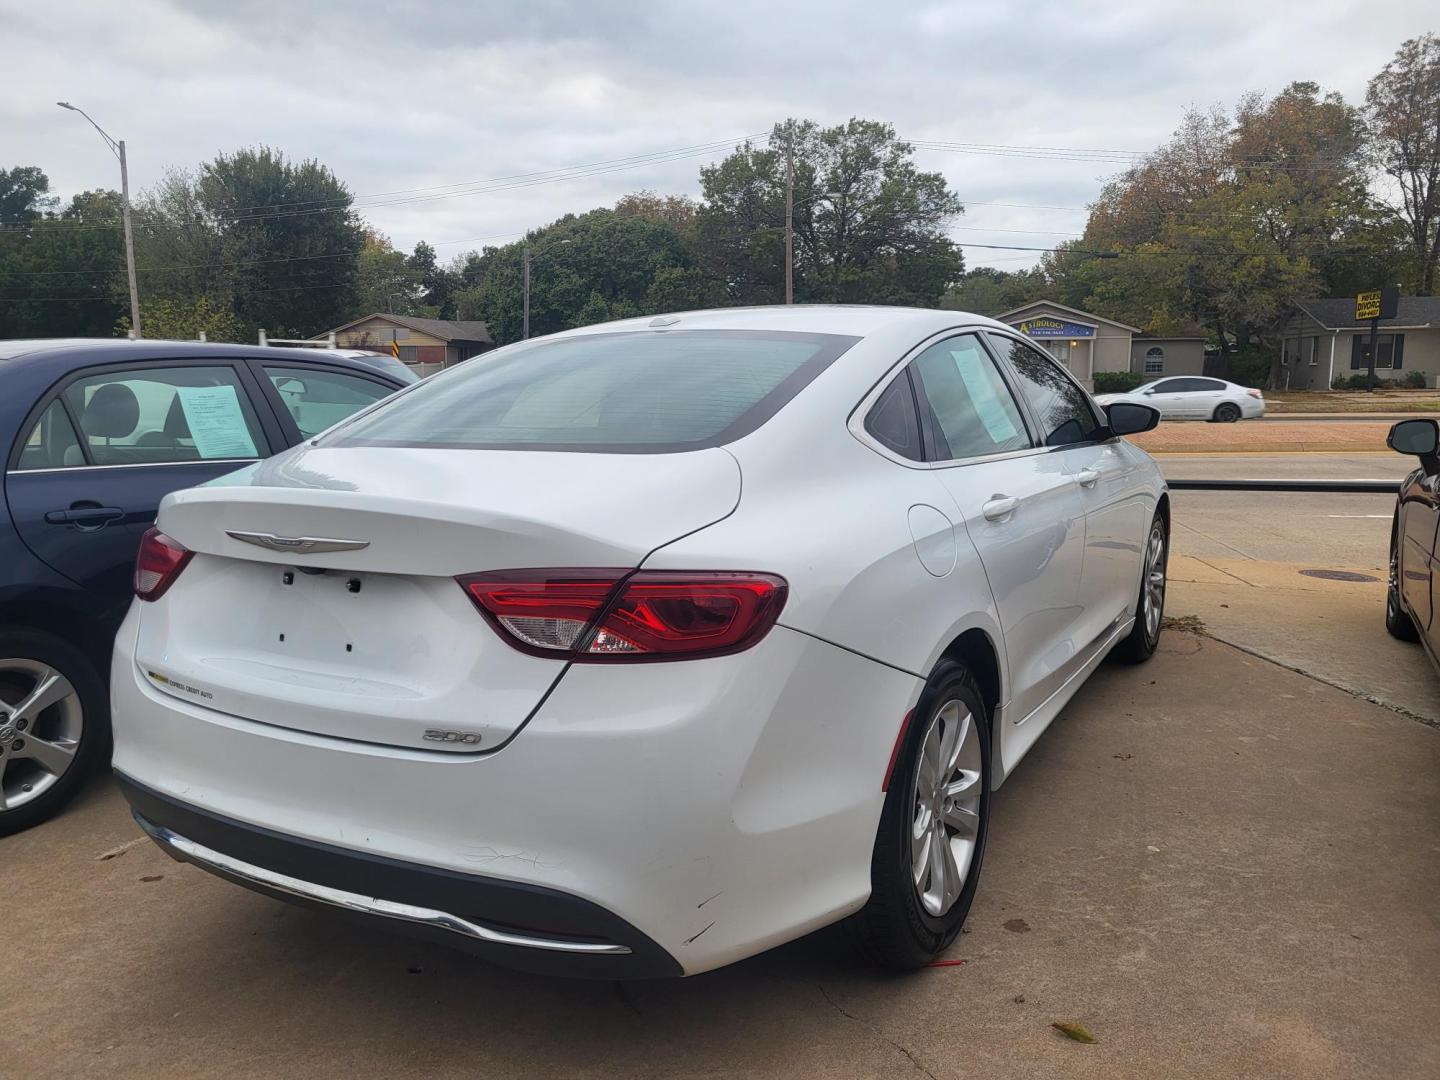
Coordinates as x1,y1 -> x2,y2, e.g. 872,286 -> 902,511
112,306 -> 1168,978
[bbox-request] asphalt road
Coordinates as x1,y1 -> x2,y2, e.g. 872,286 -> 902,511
4,634 -> 1438,1079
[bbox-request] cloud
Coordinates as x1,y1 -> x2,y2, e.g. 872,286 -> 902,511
4,0 -> 1432,273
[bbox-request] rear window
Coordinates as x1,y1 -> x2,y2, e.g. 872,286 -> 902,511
322,330 -> 857,453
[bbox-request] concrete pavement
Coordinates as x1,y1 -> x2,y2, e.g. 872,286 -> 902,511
2,634 -> 1438,1079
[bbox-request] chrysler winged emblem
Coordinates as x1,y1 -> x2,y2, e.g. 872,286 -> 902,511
225,531 -> 370,555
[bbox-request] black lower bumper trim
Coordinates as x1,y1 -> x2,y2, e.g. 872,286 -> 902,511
117,773 -> 682,979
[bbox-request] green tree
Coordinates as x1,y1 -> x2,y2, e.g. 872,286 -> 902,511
0,182 -> 125,337
454,206 -> 706,343
196,147 -> 363,337
0,165 -> 56,223
942,266 -> 1056,316
697,119 -> 964,306
118,293 -> 242,341
1367,33 -> 1440,294
355,229 -> 423,315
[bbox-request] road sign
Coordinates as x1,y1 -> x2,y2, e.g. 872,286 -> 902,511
1356,291 -> 1381,320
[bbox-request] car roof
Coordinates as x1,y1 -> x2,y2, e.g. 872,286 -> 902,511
0,338 -> 409,380
545,304 -> 1018,340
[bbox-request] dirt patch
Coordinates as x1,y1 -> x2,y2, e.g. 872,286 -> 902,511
1161,614 -> 1207,634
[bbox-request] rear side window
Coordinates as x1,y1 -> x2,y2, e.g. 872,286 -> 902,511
61,365 -> 267,466
864,373 -> 923,461
324,330 -> 857,453
15,400 -> 83,471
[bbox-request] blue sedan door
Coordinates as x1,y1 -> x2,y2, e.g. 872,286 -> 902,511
5,360 -> 279,627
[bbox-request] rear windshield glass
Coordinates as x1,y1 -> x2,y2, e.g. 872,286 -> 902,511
321,329 -> 858,453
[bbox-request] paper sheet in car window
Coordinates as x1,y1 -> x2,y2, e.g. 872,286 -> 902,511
952,346 -> 1019,443
176,385 -> 258,459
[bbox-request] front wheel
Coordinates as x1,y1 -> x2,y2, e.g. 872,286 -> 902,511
0,630 -> 107,837
1386,530 -> 1420,642
1213,402 -> 1241,423
845,660 -> 991,969
1112,512 -> 1168,664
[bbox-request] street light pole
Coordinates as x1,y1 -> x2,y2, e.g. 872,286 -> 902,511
521,239 -> 570,340
784,141 -> 794,305
522,245 -> 531,339
57,102 -> 141,338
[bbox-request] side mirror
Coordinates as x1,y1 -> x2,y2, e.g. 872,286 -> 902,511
1141,387 -> 1155,395
274,377 -> 308,396
1106,401 -> 1160,436
1388,418 -> 1439,462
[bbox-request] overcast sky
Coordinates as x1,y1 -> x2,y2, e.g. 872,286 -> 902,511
4,0 -> 1432,271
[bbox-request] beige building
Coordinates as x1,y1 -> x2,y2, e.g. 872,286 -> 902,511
1276,298 -> 1440,390
319,314 -> 493,379
997,301 -> 1206,390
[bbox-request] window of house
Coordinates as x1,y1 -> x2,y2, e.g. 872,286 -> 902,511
1351,334 -> 1406,370
1144,347 -> 1165,374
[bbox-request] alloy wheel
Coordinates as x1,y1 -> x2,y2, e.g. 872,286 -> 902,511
0,659 -> 84,812
1143,522 -> 1167,640
910,699 -> 984,917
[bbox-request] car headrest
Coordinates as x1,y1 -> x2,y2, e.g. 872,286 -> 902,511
163,395 -> 192,438
82,383 -> 140,439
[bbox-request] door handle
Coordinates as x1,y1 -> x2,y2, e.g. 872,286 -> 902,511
1076,468 -> 1100,488
44,506 -> 125,526
982,495 -> 1019,522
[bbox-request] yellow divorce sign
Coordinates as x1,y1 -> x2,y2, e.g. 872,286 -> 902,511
1356,290 -> 1382,320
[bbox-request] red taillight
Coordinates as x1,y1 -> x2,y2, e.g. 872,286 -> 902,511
134,527 -> 194,602
1247,388 -> 1263,399
458,569 -> 788,662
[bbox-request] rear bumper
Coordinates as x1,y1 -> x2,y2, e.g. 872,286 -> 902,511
120,774 -> 680,979
111,605 -> 924,975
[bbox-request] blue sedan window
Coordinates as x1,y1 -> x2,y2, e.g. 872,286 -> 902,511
16,400 -> 84,471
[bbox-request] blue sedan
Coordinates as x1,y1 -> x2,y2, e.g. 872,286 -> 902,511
0,339 -> 413,834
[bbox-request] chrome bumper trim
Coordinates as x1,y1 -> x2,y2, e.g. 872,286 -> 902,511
137,819 -> 632,956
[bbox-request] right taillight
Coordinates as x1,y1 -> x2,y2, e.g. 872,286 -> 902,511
134,527 -> 194,602
458,569 -> 787,662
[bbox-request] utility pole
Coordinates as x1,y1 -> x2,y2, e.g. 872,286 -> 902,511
784,140 -> 794,305
58,102 -> 141,337
522,245 -> 531,339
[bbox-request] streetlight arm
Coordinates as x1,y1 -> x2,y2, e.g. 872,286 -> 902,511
56,102 -> 120,159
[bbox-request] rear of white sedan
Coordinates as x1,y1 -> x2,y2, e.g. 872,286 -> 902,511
112,307 -> 1168,977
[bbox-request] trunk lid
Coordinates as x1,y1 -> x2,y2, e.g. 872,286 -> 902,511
133,445 -> 741,751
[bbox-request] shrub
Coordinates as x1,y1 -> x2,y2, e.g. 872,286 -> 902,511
1331,374 -> 1348,389
1346,374 -> 1382,390
1094,371 -> 1146,394
1404,370 -> 1427,389
1226,348 -> 1271,389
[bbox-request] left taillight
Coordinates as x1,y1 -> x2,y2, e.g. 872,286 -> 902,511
1247,389 -> 1263,399
458,569 -> 788,662
134,527 -> 194,602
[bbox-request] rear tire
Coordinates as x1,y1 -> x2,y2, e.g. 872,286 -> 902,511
845,659 -> 991,969
0,629 -> 108,837
1213,402 -> 1241,423
1112,511 -> 1168,664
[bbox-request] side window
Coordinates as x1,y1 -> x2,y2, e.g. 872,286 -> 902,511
1149,379 -> 1181,394
1195,379 -> 1227,391
988,334 -> 1102,448
61,365 -> 266,467
911,335 -> 1031,460
15,400 -> 84,471
863,372 -> 923,461
266,366 -> 394,439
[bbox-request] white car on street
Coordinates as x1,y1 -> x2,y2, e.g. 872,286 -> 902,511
1094,376 -> 1264,422
112,306 -> 1169,978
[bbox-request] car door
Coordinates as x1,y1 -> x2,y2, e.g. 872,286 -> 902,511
1399,469 -> 1440,636
988,332 -> 1150,636
984,334 -> 1140,665
1139,378 -> 1188,417
4,360 -> 280,629
251,361 -> 401,443
1189,378 -> 1229,419
910,332 -> 1089,726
